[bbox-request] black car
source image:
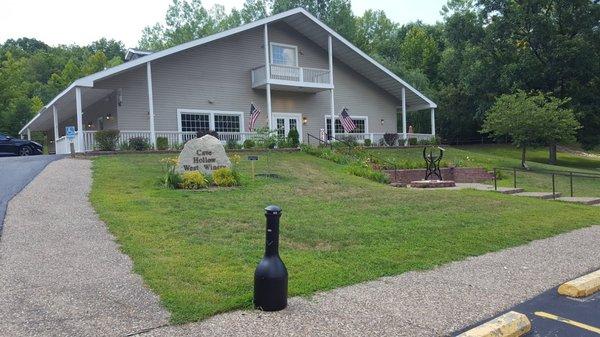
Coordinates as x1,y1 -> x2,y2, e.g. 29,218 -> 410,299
0,133 -> 43,156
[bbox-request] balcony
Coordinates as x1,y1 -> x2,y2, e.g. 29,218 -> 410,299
251,64 -> 333,92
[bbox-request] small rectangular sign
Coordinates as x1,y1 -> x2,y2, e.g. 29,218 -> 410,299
247,155 -> 259,161
65,126 -> 76,140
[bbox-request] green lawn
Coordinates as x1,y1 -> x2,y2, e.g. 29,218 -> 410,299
90,149 -> 600,324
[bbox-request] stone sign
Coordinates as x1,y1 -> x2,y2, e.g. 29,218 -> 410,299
176,135 -> 231,175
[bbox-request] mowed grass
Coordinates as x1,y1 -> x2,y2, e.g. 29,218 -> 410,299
368,145 -> 600,196
90,151 -> 600,323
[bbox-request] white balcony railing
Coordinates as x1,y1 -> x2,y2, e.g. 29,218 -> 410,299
252,64 -> 331,87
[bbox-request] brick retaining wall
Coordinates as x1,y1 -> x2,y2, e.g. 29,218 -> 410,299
383,167 -> 494,184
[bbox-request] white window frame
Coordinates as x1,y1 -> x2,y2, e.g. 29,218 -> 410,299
177,109 -> 245,134
270,42 -> 299,67
324,115 -> 369,134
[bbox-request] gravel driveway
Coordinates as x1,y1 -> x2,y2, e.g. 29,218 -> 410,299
0,155 -> 61,233
0,159 -> 169,336
1,158 -> 599,337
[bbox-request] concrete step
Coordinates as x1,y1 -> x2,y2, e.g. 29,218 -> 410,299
555,197 -> 600,205
513,192 -> 562,199
495,187 -> 525,194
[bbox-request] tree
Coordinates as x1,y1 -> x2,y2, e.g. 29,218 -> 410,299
481,91 -> 580,167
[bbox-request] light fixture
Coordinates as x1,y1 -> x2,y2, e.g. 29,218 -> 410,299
380,119 -> 384,125
87,122 -> 93,128
303,116 -> 308,125
106,113 -> 112,120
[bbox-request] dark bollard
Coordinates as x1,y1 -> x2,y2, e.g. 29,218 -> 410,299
254,205 -> 288,311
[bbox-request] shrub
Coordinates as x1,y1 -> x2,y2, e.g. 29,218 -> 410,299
171,142 -> 184,151
197,129 -> 219,139
156,137 -> 169,150
226,138 -> 240,150
364,138 -> 372,147
180,171 -> 208,189
243,139 -> 255,149
335,135 -> 359,148
383,133 -> 398,146
409,137 -> 418,146
213,167 -> 240,187
129,137 -> 150,151
346,162 -> 389,184
160,157 -> 181,189
95,130 -> 120,151
118,141 -> 131,151
287,128 -> 300,148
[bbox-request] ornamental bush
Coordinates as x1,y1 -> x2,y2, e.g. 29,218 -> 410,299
243,139 -> 255,149
129,137 -> 150,151
212,167 -> 240,187
287,128 -> 300,148
383,133 -> 398,146
364,138 -> 372,147
180,171 -> 208,189
95,130 -> 120,151
156,137 -> 169,150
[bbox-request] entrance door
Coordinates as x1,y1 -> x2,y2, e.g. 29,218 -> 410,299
272,113 -> 302,142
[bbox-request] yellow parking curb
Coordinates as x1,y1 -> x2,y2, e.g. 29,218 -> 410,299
456,311 -> 531,337
558,269 -> 600,298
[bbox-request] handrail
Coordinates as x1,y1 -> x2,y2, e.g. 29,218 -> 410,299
493,166 -> 600,198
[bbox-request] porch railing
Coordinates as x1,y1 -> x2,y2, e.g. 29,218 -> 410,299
252,64 -> 331,87
327,133 -> 435,145
81,130 -> 258,152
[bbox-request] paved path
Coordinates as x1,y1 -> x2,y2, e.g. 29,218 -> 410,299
0,155 -> 61,233
0,159 -> 169,337
1,158 -> 599,336
141,226 -> 600,337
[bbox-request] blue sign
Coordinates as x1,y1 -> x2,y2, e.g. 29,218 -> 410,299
66,126 -> 76,140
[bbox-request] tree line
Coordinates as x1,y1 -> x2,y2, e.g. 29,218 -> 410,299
1,0 -> 598,150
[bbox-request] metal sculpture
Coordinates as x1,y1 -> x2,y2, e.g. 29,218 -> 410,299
254,205 -> 288,311
423,146 -> 444,180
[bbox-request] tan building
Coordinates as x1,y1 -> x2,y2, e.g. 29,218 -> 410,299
19,8 -> 437,153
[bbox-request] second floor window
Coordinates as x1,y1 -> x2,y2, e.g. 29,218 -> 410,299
271,43 -> 298,67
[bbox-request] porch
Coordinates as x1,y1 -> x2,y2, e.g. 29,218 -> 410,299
55,130 -> 436,153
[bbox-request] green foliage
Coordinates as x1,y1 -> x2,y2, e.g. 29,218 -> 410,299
253,127 -> 278,149
180,171 -> 209,189
287,128 -> 300,147
346,162 -> 389,184
482,91 -> 581,149
242,139 -> 255,149
364,138 -> 372,147
160,157 -> 181,189
156,136 -> 169,150
128,137 -> 151,151
95,130 -> 120,151
212,167 -> 240,187
383,133 -> 398,146
226,138 -> 241,150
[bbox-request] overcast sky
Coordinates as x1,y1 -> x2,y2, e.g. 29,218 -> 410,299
0,0 -> 445,48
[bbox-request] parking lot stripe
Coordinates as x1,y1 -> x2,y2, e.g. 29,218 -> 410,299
534,311 -> 600,334
558,269 -> 600,298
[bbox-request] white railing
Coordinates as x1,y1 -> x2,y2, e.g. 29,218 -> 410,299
55,136 -> 70,154
251,64 -> 331,87
80,130 -> 259,152
330,133 -> 435,146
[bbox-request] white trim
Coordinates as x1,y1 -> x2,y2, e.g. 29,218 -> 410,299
147,62 -> 156,147
269,42 -> 299,67
431,108 -> 436,136
324,115 -> 369,134
20,7 -> 436,135
75,87 -> 84,152
176,109 -> 245,134
52,106 -> 59,140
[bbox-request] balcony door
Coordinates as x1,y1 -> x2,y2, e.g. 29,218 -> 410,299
272,113 -> 302,142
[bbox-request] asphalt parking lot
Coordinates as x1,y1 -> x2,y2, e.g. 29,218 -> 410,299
0,155 -> 62,234
455,272 -> 600,336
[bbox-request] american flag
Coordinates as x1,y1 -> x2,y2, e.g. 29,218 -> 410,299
340,107 -> 356,133
249,103 -> 261,131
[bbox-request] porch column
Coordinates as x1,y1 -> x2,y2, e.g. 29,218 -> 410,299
264,24 -> 272,130
76,86 -> 84,152
146,62 -> 156,147
430,108 -> 436,136
328,35 -> 335,140
26,128 -> 31,140
401,87 -> 407,145
52,105 -> 59,141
